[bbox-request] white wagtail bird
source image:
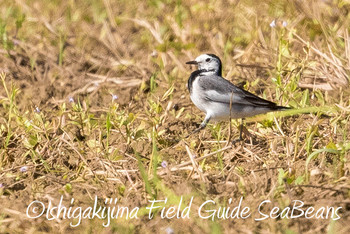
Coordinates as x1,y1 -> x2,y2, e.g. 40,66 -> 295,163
186,53 -> 290,140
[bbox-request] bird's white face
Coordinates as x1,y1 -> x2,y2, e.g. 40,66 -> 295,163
186,54 -> 222,76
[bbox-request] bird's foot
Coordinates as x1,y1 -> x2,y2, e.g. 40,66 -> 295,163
231,136 -> 243,145
185,122 -> 207,138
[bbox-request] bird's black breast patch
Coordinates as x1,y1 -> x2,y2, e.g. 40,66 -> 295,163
187,69 -> 207,93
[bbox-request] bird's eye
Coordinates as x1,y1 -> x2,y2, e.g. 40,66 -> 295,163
205,58 -> 211,62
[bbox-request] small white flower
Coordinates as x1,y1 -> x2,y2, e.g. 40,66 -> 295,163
20,166 -> 28,172
282,21 -> 288,27
151,50 -> 158,57
69,97 -> 74,103
112,94 -> 118,101
270,19 -> 276,28
165,227 -> 174,234
35,107 -> 40,113
161,161 -> 168,168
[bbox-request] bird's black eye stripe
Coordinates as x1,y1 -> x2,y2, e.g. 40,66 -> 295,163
205,58 -> 210,62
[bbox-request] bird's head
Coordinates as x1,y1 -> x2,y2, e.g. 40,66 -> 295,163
186,54 -> 222,76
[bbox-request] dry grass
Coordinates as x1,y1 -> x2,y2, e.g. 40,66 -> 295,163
0,0 -> 350,233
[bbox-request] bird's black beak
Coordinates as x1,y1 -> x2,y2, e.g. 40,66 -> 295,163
186,60 -> 198,65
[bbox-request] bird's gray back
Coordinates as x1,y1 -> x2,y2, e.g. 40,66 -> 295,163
196,74 -> 279,108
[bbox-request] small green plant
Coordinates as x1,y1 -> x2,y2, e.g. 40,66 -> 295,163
0,73 -> 20,165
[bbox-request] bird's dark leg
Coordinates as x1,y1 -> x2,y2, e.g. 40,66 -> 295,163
186,115 -> 211,138
226,91 -> 234,146
239,118 -> 244,141
232,118 -> 245,144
